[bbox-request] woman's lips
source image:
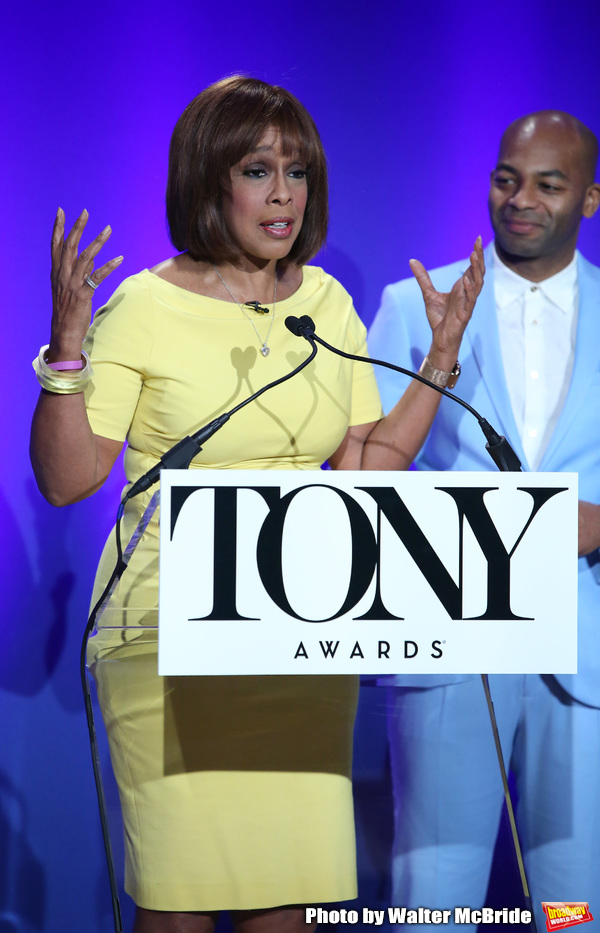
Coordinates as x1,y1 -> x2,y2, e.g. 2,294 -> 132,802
260,219 -> 294,238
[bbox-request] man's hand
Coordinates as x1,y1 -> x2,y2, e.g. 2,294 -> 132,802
578,500 -> 600,557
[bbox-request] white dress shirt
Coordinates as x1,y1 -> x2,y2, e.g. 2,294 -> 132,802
493,246 -> 578,470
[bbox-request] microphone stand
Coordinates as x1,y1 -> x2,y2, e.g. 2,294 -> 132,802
285,315 -> 536,929
82,340 -> 318,933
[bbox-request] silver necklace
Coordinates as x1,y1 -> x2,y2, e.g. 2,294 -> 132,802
213,265 -> 277,357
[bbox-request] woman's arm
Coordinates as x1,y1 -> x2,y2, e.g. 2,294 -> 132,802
30,209 -> 124,505
30,393 -> 123,506
329,238 -> 485,472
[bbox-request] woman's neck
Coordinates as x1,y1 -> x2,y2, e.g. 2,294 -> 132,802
150,252 -> 303,302
212,257 -> 279,304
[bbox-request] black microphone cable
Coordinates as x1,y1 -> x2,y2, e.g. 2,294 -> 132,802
123,336 -> 318,502
285,315 -> 521,473
81,337 -> 318,933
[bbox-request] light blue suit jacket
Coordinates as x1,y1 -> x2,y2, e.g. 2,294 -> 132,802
368,244 -> 600,706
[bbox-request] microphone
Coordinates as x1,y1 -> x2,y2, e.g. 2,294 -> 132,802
124,413 -> 231,501
285,315 -> 522,473
284,315 -> 316,338
124,336 -> 319,502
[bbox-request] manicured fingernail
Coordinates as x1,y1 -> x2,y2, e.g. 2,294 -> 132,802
114,255 -> 124,263
81,208 -> 88,218
102,225 -> 111,235
56,207 -> 62,218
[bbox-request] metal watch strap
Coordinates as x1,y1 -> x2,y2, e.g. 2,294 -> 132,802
418,356 -> 461,389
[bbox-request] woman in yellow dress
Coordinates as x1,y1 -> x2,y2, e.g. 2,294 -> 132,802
30,76 -> 484,933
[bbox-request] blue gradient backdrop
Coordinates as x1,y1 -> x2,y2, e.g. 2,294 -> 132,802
3,1 -> 600,930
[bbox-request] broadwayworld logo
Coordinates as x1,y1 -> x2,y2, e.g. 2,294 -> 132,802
543,903 -> 594,931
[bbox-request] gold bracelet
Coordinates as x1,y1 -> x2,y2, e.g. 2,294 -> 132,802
418,356 -> 461,389
32,344 -> 93,394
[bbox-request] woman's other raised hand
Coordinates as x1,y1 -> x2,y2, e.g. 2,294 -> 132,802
49,208 -> 123,361
410,236 -> 485,370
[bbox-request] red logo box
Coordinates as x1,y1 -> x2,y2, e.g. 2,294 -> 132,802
543,903 -> 594,931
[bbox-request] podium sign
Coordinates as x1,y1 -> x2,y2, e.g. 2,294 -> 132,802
158,470 -> 577,675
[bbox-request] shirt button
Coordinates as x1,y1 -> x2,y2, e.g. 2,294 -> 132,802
530,286 -> 538,292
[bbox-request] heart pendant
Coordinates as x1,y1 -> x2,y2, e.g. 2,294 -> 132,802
261,345 -> 270,357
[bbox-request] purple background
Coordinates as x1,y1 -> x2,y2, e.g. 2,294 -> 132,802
3,1 -> 600,930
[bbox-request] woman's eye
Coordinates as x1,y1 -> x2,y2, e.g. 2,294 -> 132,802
242,168 -> 267,178
289,169 -> 308,179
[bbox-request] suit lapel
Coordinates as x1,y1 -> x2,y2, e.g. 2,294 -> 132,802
464,246 -> 528,467
540,254 -> 600,470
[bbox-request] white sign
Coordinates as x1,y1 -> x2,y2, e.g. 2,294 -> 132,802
158,470 -> 577,675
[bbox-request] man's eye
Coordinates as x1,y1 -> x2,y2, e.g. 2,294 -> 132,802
540,183 -> 560,192
494,175 -> 514,186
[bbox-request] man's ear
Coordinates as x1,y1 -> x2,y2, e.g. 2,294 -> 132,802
583,183 -> 600,219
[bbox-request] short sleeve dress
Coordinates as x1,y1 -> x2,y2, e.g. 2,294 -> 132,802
83,265 -> 383,912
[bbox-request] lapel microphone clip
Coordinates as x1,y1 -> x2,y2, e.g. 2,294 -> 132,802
244,301 -> 270,314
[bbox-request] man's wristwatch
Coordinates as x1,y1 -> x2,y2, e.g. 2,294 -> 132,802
418,356 -> 461,389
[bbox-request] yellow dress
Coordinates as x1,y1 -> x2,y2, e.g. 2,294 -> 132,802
83,266 -> 383,911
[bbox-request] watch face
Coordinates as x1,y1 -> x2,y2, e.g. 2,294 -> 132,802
447,361 -> 461,389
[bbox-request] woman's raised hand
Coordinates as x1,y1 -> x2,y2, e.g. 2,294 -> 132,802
410,236 -> 485,369
49,208 -> 123,359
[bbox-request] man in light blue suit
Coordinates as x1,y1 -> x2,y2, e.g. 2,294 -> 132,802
368,111 -> 600,930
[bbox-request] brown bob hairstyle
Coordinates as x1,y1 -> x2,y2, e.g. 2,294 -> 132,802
166,76 -> 329,267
